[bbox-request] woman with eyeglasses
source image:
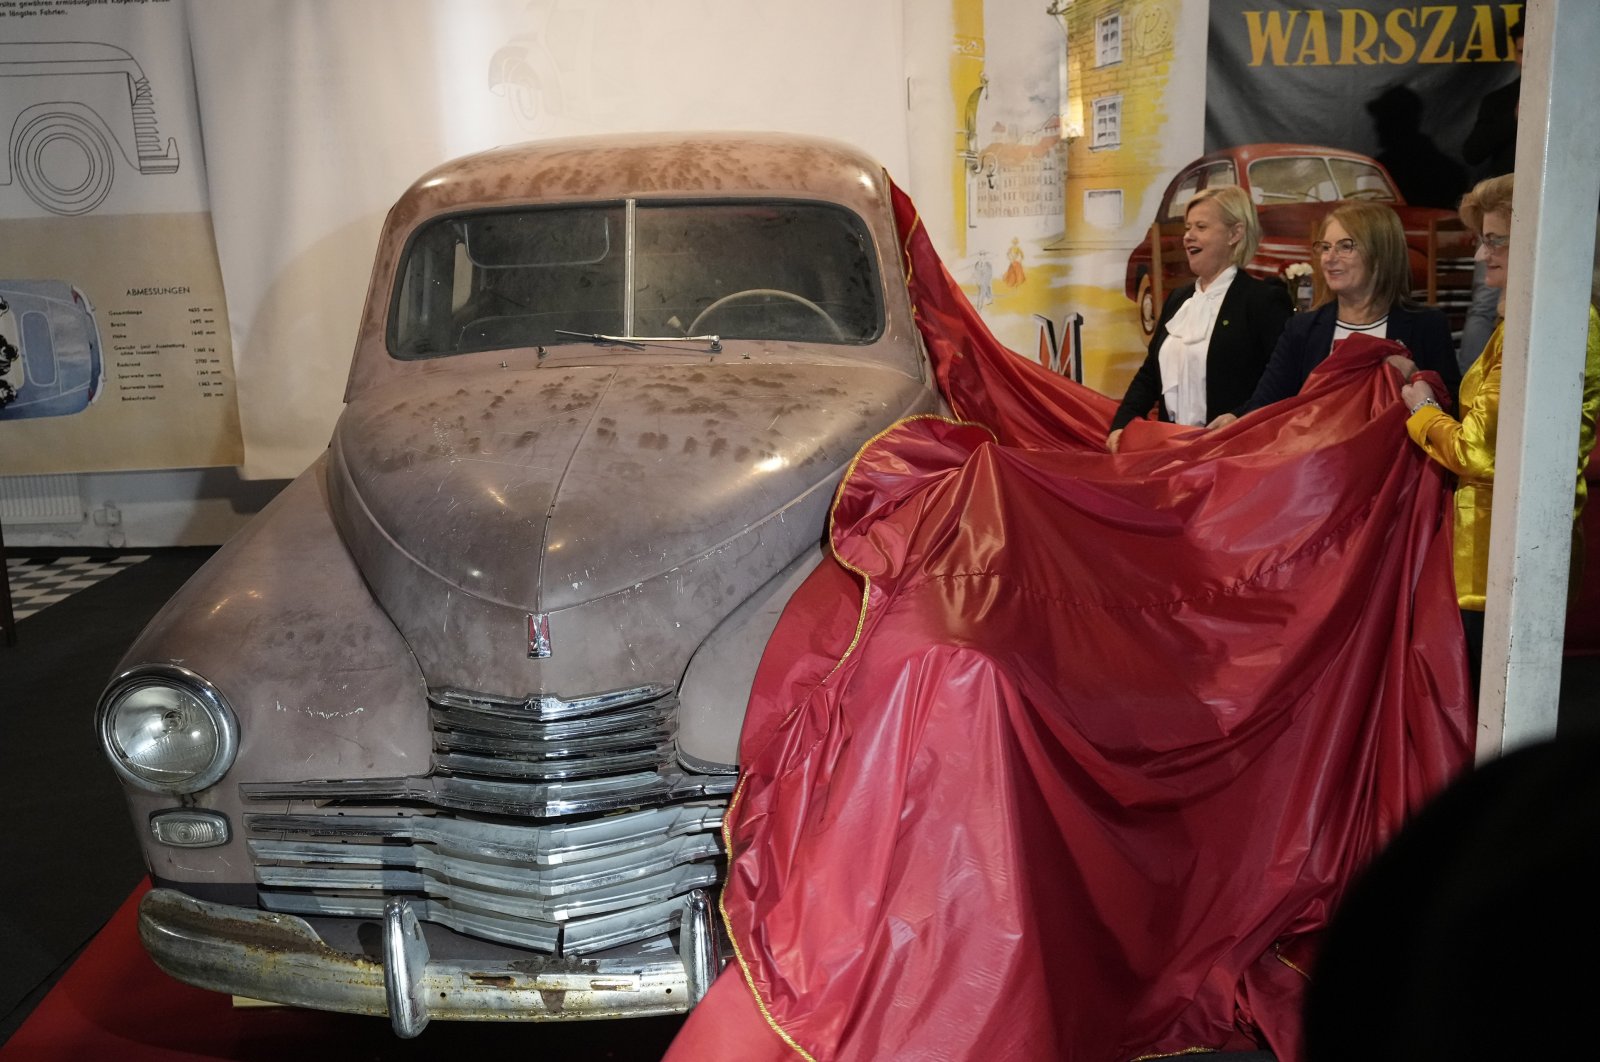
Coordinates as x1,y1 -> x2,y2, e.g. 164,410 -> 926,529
1105,185 -> 1293,452
1395,173 -> 1600,684
1211,201 -> 1459,427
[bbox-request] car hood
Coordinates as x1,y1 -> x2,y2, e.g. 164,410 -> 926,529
330,357 -> 919,615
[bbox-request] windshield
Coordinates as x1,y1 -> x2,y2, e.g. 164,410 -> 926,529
390,199 -> 883,358
1246,156 -> 1398,205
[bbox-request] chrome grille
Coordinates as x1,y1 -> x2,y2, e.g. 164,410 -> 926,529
431,682 -> 678,781
242,684 -> 735,955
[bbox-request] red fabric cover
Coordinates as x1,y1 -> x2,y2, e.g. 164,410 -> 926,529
666,186 -> 1473,1062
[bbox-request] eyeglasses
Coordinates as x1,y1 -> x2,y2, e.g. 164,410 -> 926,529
1311,238 -> 1359,258
1473,232 -> 1510,251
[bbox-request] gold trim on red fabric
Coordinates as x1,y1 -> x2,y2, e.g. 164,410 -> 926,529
1273,940 -> 1312,980
718,412 -> 990,1062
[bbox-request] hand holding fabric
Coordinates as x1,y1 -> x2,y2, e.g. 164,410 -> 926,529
1386,353 -> 1419,380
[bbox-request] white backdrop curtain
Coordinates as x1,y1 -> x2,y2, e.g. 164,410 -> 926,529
185,0 -> 911,478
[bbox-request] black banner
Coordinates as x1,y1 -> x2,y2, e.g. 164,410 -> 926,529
1206,2 -> 1524,208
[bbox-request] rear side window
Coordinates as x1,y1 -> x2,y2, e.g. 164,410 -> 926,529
22,310 -> 55,387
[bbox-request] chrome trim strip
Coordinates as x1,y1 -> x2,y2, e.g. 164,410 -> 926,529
245,802 -> 724,868
434,742 -> 676,781
433,724 -> 675,760
623,198 -> 637,337
256,858 -> 721,924
240,768 -> 735,818
431,702 -> 672,741
676,748 -> 739,776
261,891 -> 563,951
430,683 -> 671,722
561,895 -> 688,955
249,833 -> 721,899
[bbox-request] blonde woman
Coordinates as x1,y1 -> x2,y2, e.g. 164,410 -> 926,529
1395,173 -> 1600,682
1107,185 -> 1293,452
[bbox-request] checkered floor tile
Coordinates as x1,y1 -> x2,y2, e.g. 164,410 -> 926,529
5,554 -> 150,621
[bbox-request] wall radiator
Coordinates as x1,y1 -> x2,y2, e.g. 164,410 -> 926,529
0,474 -> 86,525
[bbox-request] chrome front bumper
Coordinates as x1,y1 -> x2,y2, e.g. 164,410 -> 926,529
139,887 -> 720,1037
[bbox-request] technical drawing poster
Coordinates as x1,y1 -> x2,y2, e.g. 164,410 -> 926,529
0,0 -> 243,474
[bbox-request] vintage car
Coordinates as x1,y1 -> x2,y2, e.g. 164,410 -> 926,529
1124,143 -> 1475,336
0,280 -> 104,420
95,132 -> 943,1035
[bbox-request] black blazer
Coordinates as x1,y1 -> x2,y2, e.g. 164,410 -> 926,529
1111,271 -> 1294,431
1235,301 -> 1460,415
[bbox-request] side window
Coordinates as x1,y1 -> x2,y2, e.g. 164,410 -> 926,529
1329,159 -> 1398,201
1163,170 -> 1203,222
1199,161 -> 1238,190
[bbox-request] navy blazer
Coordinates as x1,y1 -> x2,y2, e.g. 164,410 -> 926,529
1235,301 -> 1460,415
1111,271 -> 1294,431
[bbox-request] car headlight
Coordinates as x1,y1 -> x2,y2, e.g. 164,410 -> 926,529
98,665 -> 238,794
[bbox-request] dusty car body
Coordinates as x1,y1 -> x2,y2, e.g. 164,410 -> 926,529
0,280 -> 103,419
1124,143 -> 1474,336
97,132 -> 941,1035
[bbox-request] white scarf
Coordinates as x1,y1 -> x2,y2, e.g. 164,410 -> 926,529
1158,266 -> 1236,426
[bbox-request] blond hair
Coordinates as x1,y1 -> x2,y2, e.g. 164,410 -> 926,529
1187,185 -> 1261,267
1459,173 -> 1514,234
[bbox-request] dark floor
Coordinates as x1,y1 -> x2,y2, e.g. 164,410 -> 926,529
0,548 -> 217,1045
2,547 -> 1595,1059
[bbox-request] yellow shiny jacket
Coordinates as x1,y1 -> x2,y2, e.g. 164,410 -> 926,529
1406,305 -> 1600,610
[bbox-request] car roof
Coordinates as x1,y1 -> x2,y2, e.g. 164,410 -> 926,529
1192,143 -> 1375,171
388,132 -> 891,223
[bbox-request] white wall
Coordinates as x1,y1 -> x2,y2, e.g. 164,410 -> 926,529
6,0 -> 919,547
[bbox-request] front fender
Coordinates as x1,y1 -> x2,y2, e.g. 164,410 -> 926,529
111,455 -> 429,893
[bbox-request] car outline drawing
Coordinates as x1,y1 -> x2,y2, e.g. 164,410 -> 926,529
0,41 -> 181,216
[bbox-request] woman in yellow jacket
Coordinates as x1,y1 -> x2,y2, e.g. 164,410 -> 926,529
1391,173 -> 1600,685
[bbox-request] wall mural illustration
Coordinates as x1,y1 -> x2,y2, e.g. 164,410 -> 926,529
939,0 -> 1523,406
944,0 -> 1188,400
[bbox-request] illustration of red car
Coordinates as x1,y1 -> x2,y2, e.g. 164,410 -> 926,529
1125,144 -> 1474,336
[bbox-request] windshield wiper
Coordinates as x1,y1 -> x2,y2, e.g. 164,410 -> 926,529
553,329 -> 723,353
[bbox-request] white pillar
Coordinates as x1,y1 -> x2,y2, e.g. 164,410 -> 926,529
1477,0 -> 1600,759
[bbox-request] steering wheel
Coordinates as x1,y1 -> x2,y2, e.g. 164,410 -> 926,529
689,288 -> 845,341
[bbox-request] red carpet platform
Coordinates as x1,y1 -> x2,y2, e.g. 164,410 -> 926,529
0,880 -> 682,1061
